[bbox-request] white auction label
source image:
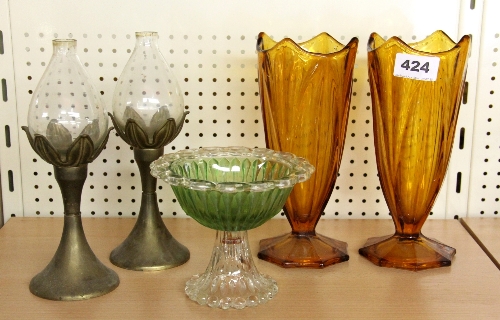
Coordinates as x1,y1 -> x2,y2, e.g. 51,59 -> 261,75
393,53 -> 440,81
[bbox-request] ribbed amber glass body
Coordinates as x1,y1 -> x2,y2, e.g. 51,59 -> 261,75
359,31 -> 471,270
257,33 -> 358,268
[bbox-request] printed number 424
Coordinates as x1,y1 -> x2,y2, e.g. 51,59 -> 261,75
400,60 -> 430,73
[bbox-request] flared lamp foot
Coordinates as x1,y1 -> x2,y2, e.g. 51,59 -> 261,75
109,194 -> 190,271
358,234 -> 456,271
29,215 -> 119,300
110,233 -> 190,271
258,232 -> 349,268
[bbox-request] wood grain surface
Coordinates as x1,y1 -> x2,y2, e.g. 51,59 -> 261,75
0,217 -> 499,319
461,217 -> 500,269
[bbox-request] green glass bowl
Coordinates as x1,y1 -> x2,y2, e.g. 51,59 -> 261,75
150,146 -> 314,231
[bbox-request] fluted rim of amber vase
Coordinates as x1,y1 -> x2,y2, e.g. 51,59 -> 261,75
257,32 -> 358,56
367,30 -> 471,56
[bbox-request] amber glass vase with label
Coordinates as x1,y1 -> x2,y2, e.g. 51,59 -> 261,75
257,32 -> 358,268
358,31 -> 471,270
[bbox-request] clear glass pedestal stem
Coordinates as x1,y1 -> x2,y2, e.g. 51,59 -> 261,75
185,230 -> 278,309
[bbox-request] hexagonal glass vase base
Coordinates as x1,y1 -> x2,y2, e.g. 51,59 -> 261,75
258,233 -> 349,268
358,233 -> 456,271
185,230 -> 278,310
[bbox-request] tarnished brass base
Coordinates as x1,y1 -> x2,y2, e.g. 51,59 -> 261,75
110,148 -> 189,271
30,165 -> 119,300
358,233 -> 456,271
109,193 -> 190,270
258,232 -> 349,268
30,215 -> 119,300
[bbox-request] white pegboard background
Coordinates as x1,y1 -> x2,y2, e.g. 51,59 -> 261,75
468,0 -> 500,216
0,0 -> 496,223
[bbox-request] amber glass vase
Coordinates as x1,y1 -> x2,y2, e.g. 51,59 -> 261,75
358,31 -> 471,270
257,32 -> 358,268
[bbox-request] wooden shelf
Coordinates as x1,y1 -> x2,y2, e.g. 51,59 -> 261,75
460,217 -> 500,269
1,217 -> 499,319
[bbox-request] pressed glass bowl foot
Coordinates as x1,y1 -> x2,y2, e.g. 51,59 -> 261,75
185,230 -> 278,309
258,232 -> 349,268
358,233 -> 456,271
150,147 -> 315,309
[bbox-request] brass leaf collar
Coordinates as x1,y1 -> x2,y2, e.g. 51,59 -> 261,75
109,111 -> 189,149
22,126 -> 113,167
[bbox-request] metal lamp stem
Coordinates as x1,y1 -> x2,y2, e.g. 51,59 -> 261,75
109,148 -> 190,271
29,165 -> 119,300
136,147 -> 161,193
